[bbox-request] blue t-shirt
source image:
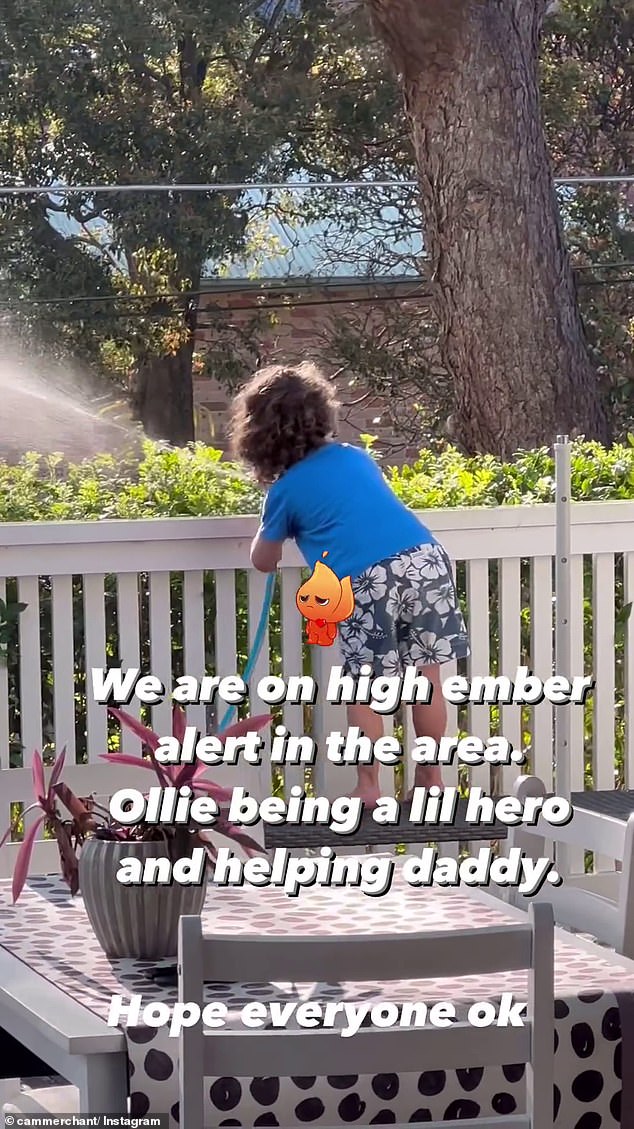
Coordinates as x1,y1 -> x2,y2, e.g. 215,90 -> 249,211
258,442 -> 433,579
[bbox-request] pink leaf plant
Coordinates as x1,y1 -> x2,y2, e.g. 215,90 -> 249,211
1,705 -> 271,903
0,746 -> 95,902
103,703 -> 271,861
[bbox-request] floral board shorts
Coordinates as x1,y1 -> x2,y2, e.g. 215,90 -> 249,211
338,541 -> 470,677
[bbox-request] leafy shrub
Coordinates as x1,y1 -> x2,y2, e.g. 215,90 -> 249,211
0,443 -> 261,522
389,437 -> 634,506
3,436 -> 634,523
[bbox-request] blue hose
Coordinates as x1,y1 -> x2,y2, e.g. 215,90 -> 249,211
217,570 -> 277,733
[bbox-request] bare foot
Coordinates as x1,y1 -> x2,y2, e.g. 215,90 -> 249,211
351,767 -> 382,808
405,765 -> 445,801
350,785 -> 382,809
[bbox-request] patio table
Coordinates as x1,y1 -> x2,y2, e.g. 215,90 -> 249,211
0,936 -> 128,1112
0,862 -> 631,1128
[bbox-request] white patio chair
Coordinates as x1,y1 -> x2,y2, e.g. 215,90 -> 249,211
178,901 -> 554,1129
506,774 -> 634,957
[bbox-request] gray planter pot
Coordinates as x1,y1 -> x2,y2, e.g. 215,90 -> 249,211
78,838 -> 207,960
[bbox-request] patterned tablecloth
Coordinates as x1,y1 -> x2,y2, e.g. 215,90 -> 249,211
0,865 -> 631,1129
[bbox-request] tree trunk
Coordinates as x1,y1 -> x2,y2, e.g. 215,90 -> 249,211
368,0 -> 611,457
131,335 -> 195,445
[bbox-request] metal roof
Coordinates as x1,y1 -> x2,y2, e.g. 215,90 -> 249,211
44,184 -> 426,283
206,219 -> 423,280
204,195 -> 425,282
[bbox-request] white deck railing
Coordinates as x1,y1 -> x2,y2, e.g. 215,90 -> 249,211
0,500 -> 633,877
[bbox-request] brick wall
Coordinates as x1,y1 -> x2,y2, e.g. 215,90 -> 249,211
193,280 -> 435,464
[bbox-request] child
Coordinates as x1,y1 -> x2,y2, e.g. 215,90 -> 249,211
229,362 -> 470,805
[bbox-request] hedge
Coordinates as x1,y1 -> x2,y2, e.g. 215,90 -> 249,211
2,436 -> 634,523
0,438 -> 632,795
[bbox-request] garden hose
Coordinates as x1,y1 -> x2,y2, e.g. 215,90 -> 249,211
217,570 -> 277,733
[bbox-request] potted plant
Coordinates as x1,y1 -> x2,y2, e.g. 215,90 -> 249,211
0,705 -> 271,960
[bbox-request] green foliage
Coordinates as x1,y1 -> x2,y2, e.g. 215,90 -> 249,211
389,438 -> 634,507
1,0 -> 631,447
0,0 -> 374,430
0,597 -> 27,665
0,441 -> 260,522
7,435 -> 634,525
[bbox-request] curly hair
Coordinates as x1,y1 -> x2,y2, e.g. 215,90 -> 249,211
228,362 -> 339,483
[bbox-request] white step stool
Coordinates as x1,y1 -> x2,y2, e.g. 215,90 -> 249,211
2,1084 -> 79,1115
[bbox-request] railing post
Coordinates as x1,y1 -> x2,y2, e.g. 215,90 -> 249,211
554,435 -> 572,878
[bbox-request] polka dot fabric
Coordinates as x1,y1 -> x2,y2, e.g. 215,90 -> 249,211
0,867 -> 629,1128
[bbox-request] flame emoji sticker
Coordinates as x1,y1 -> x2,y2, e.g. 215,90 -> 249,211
295,552 -> 355,646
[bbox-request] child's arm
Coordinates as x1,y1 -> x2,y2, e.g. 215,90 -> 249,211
251,482 -> 288,572
250,531 -> 283,572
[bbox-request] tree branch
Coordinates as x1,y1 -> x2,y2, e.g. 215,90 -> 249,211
245,0 -> 289,72
76,222 -> 124,276
45,198 -> 102,224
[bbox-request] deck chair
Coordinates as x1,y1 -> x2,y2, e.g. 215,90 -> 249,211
178,901 -> 554,1129
506,774 -> 634,957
